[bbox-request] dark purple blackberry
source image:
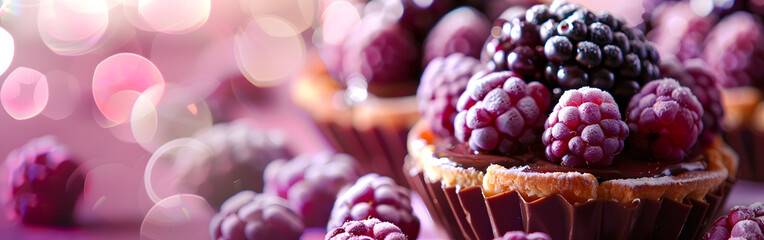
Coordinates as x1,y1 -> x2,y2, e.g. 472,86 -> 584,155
325,218 -> 408,240
3,136 -> 84,226
702,11 -> 764,90
327,173 -> 419,239
417,53 -> 485,137
660,58 -> 723,147
174,120 -> 293,209
481,2 -> 661,110
263,152 -> 362,228
647,2 -> 715,61
423,6 -> 491,65
455,71 -> 551,155
495,231 -> 553,240
626,78 -> 704,161
542,87 -> 629,167
341,12 -> 420,97
209,191 -> 304,240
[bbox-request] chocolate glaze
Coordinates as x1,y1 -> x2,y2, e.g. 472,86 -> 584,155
433,138 -> 707,181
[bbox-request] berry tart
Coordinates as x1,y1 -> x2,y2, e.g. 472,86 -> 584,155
405,2 -> 738,240
295,0 -> 492,185
172,120 -> 293,209
2,136 -> 85,226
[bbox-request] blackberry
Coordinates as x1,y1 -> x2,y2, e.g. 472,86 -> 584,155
626,78 -> 703,161
702,11 -> 764,90
327,173 -> 419,239
417,53 -> 485,137
3,136 -> 85,226
423,6 -> 491,65
495,231 -> 553,240
481,1 -> 661,110
542,87 -> 629,167
455,71 -> 551,155
263,152 -> 362,228
209,191 -> 304,240
660,58 -> 723,147
174,120 -> 293,209
325,218 -> 408,240
703,202 -> 764,240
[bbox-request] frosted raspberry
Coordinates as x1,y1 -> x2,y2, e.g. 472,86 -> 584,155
341,10 -> 420,97
325,218 -> 408,240
495,230 -> 553,240
703,202 -> 764,240
423,6 -> 491,65
702,11 -> 764,89
647,2 -> 715,61
264,152 -> 362,227
327,174 -> 419,239
374,0 -> 454,41
626,78 -> 703,161
542,87 -> 629,167
660,58 -> 723,147
209,191 -> 304,240
417,53 -> 485,137
3,136 -> 85,226
455,71 -> 551,154
174,120 -> 292,209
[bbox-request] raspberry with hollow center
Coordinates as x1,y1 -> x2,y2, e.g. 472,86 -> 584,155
455,71 -> 552,155
327,173 -> 419,239
263,152 -> 362,227
3,136 -> 85,226
417,53 -> 485,137
542,87 -> 629,167
325,218 -> 408,240
209,191 -> 304,240
626,78 -> 703,161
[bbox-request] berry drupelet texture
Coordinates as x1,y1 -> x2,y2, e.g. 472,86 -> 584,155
341,11 -> 420,97
703,202 -> 764,240
455,71 -> 551,155
174,120 -> 292,209
327,173 -> 419,239
494,230 -> 553,240
626,78 -> 704,161
423,6 -> 491,65
702,11 -> 764,89
3,136 -> 85,226
325,218 -> 408,240
542,87 -> 629,167
264,152 -> 362,228
660,58 -> 723,147
209,191 -> 304,240
481,2 -> 661,110
418,53 -> 485,137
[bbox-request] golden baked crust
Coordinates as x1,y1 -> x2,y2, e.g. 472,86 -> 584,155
409,120 -> 738,206
293,56 -> 419,130
721,87 -> 762,130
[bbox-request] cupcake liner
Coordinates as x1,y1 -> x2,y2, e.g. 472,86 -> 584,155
403,158 -> 465,240
405,161 -> 735,240
313,119 -> 411,186
724,128 -> 764,181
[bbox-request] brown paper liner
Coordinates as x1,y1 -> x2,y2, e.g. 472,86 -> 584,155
404,159 -> 735,240
313,119 -> 411,186
724,128 -> 764,182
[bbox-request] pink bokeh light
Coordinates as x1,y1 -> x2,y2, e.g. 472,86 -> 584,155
92,53 -> 165,125
1,67 -> 49,120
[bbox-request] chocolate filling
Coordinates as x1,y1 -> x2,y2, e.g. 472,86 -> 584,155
432,138 -> 707,181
